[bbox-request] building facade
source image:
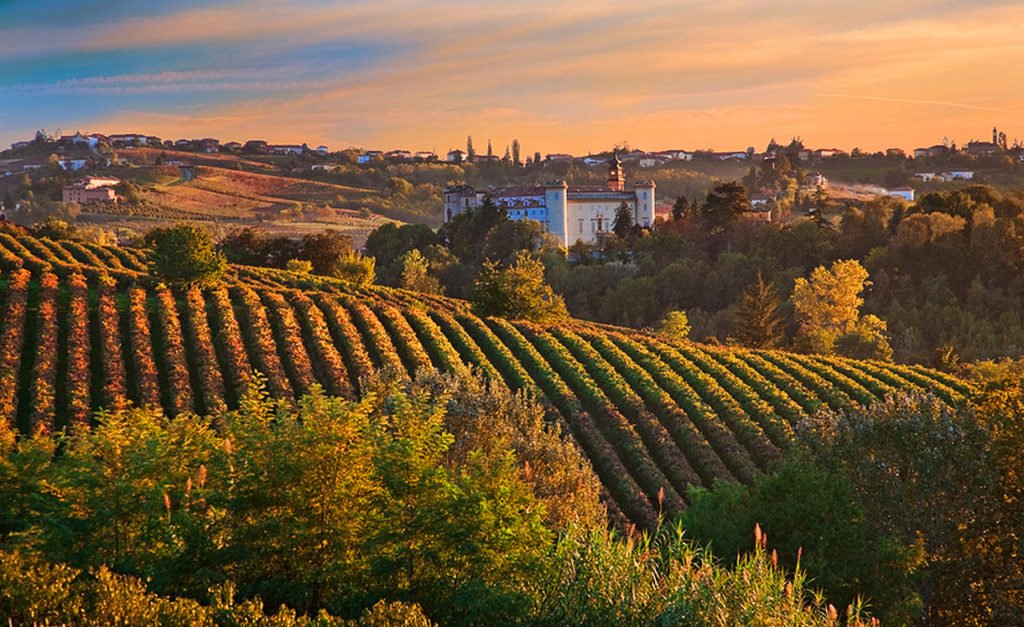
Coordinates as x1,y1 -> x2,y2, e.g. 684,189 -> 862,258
443,155 -> 655,247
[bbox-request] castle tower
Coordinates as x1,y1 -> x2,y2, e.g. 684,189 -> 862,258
544,180 -> 569,246
607,153 -> 625,192
633,179 -> 656,228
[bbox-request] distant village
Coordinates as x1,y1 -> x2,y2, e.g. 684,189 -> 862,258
3,126 -> 1022,219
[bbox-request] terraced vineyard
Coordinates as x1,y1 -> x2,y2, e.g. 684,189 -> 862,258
0,232 -> 974,527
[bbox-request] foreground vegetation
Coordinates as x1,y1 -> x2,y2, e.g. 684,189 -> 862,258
1,374 -> 878,626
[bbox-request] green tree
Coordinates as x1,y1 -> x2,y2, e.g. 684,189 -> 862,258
699,181 -> 750,233
730,272 -> 786,348
144,224 -> 227,287
671,196 -> 692,221
398,249 -> 442,294
612,201 -> 634,238
791,259 -> 869,353
833,314 -> 893,361
471,251 -> 568,323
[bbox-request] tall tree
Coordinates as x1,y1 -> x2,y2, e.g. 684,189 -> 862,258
511,139 -> 521,166
671,196 -> 691,221
486,139 -> 493,159
730,272 -> 785,348
612,201 -> 634,238
398,249 -> 442,294
791,259 -> 869,353
699,182 -> 750,233
466,136 -> 475,162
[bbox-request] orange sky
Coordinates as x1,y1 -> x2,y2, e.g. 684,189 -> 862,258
2,0 -> 1022,154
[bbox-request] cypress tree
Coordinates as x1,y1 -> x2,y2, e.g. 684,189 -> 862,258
731,272 -> 786,348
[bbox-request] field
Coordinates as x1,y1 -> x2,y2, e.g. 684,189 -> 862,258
0,231 -> 972,528
85,159 -> 392,246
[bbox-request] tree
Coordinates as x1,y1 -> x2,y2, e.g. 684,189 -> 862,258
698,182 -> 750,233
730,272 -> 786,348
466,136 -> 475,162
471,251 -> 568,323
144,224 -> 227,287
833,314 -> 893,361
486,139 -> 493,159
298,230 -> 354,276
671,196 -> 691,221
511,139 -> 521,166
656,310 -> 691,341
612,201 -> 634,238
791,259 -> 870,353
398,249 -> 442,294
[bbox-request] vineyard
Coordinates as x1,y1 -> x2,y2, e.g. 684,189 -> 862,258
0,232 -> 974,527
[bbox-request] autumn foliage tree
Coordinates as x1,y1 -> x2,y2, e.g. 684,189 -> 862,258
471,251 -> 568,323
145,224 -> 226,287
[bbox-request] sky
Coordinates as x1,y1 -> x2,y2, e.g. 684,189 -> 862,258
1,0 -> 1022,155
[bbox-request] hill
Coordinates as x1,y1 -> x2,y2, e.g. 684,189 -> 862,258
0,231 -> 972,528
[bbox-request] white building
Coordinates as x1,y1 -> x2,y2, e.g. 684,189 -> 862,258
887,187 -> 915,202
443,155 -> 655,247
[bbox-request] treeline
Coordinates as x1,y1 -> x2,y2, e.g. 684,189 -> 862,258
0,373 -> 871,626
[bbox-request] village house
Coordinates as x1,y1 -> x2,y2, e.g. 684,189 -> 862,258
108,134 -> 150,146
887,186 -> 915,202
58,158 -> 88,172
10,141 -> 31,151
62,176 -> 120,203
223,141 -> 242,151
446,149 -> 466,163
357,150 -> 383,164
803,172 -> 829,189
966,141 -> 999,158
886,148 -> 906,158
268,144 -> 305,155
545,153 -> 574,163
914,145 -> 949,159
242,140 -> 269,154
199,138 -> 220,153
444,155 -> 655,247
655,149 -> 694,161
385,150 -> 414,161
415,151 -> 437,161
316,145 -> 330,155
813,148 -> 847,159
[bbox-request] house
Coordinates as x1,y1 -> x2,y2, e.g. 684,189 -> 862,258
913,145 -> 949,159
750,193 -> 773,208
583,156 -> 607,166
545,153 -> 574,162
711,151 -> 749,161
58,158 -> 88,172
444,155 -> 655,247
803,172 -> 828,189
914,172 -> 937,182
947,170 -> 975,180
242,140 -> 269,154
638,158 -> 659,168
886,148 -> 906,158
446,149 -> 466,163
59,132 -> 92,147
310,164 -> 336,172
268,144 -> 305,155
316,145 -> 329,155
10,141 -> 30,150
358,150 -> 383,164
415,151 -> 436,161
886,187 -> 915,202
655,150 -> 693,161
175,139 -> 193,148
223,141 -> 242,151
966,141 -> 999,158
108,134 -> 148,146
814,148 -> 847,159
62,176 -> 120,203
198,138 -> 220,153
385,150 -> 414,160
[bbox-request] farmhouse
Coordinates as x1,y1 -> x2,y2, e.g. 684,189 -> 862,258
887,186 -> 915,202
62,176 -> 120,204
444,154 -> 655,247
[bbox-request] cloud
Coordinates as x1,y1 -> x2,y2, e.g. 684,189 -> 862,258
3,0 -> 1024,152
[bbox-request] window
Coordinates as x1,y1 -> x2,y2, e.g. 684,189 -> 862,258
579,219 -> 584,233
642,191 -> 648,199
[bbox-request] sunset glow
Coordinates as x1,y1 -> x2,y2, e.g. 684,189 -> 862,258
2,0 -> 1022,153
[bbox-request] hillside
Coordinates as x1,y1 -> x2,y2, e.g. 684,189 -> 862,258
0,231 -> 972,528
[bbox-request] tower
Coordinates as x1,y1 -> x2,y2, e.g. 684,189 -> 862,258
544,180 -> 569,246
607,153 -> 624,192
633,179 -> 656,228
994,126 -> 998,144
